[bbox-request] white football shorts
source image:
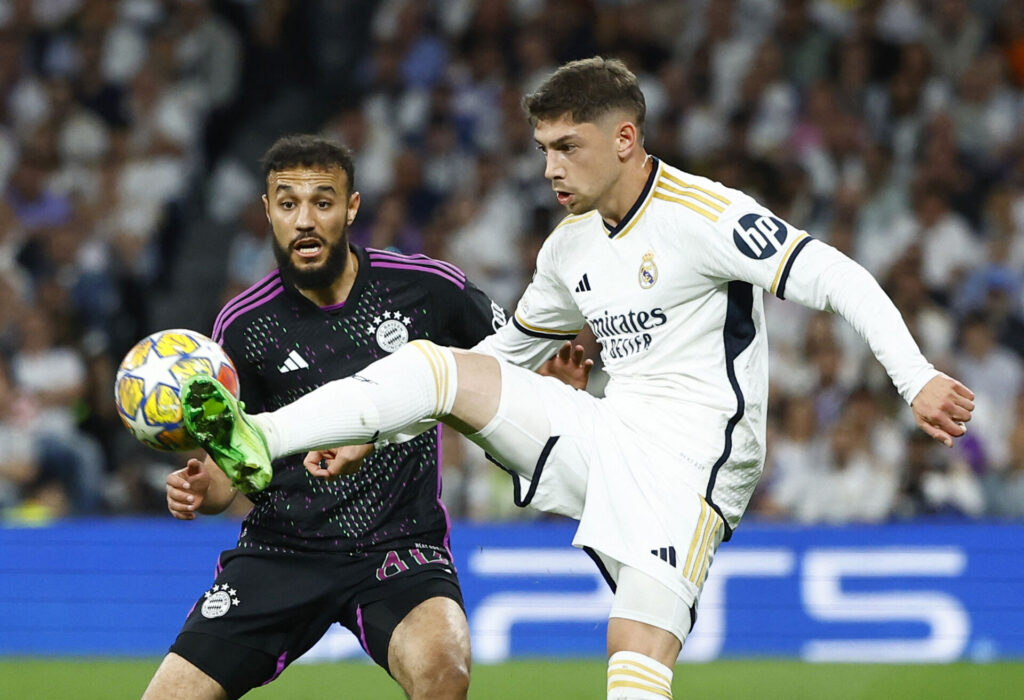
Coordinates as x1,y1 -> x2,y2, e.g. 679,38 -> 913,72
471,360 -> 726,641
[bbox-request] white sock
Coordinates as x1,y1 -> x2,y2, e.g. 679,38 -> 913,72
251,340 -> 459,459
607,651 -> 673,699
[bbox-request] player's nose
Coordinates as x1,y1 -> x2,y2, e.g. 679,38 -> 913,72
295,202 -> 316,230
544,152 -> 564,180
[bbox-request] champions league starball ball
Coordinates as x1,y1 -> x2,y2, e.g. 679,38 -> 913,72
114,329 -> 240,451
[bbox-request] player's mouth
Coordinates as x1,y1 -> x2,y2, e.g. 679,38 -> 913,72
555,190 -> 574,206
292,236 -> 325,260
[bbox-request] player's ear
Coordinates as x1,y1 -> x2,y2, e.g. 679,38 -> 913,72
615,120 -> 639,161
347,191 -> 361,225
262,194 -> 271,222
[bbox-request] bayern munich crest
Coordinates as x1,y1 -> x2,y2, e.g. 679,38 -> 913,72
639,251 -> 658,289
368,310 -> 412,352
201,583 -> 240,619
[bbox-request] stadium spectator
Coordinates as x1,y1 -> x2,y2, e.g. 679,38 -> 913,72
894,429 -> 986,519
954,312 -> 1024,471
985,392 -> 1024,517
2,0 -> 1024,527
0,358 -> 39,512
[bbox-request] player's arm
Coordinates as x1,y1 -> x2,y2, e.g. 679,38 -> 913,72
696,203 -> 974,446
780,241 -> 974,445
166,455 -> 251,519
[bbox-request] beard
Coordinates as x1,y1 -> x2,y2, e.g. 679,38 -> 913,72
272,229 -> 350,291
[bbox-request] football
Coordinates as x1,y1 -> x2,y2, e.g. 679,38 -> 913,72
114,329 -> 240,451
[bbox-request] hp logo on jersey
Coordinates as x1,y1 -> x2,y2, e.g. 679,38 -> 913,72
733,214 -> 789,259
367,311 -> 412,353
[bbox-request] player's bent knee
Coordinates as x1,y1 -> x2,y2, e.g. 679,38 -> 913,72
394,644 -> 471,700
448,349 -> 502,431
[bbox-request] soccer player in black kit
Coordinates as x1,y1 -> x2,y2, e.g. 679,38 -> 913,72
143,135 -> 590,699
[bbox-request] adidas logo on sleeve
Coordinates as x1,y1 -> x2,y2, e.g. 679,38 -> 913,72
574,273 -> 592,293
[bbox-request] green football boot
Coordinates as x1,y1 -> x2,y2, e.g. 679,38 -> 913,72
181,375 -> 273,493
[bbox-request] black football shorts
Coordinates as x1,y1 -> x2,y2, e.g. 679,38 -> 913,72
169,544 -> 463,699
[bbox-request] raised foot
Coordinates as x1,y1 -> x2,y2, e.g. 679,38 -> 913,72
182,375 -> 273,493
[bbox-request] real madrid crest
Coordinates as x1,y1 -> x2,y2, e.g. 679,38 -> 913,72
367,310 -> 412,352
638,251 -> 658,289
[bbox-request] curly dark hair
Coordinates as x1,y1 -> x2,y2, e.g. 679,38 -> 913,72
260,134 -> 356,194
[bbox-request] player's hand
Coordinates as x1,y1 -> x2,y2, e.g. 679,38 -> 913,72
303,444 -> 374,480
166,459 -> 212,520
538,341 -> 594,390
911,374 -> 975,448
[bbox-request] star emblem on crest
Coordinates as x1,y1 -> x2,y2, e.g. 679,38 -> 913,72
366,310 -> 412,336
204,583 -> 241,605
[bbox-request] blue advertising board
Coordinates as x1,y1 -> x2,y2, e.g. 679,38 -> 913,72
2,519 -> 1022,662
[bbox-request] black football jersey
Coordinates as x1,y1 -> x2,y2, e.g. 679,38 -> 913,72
211,245 -> 504,554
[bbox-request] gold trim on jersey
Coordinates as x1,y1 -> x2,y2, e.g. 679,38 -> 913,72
610,161 -> 663,240
652,171 -> 732,222
513,312 -> 581,337
656,179 -> 727,214
552,210 -> 599,233
684,497 -> 723,587
660,171 -> 731,206
612,194 -> 657,239
769,231 -> 810,296
652,191 -> 720,222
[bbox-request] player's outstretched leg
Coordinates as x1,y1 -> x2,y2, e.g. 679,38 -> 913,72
181,375 -> 273,493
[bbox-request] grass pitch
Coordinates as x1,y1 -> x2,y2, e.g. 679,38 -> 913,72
2,658 -> 1021,699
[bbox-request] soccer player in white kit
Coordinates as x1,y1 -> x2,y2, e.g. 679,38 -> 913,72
184,58 -> 975,699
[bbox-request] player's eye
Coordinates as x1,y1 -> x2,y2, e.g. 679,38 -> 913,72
280,201 -> 295,209
536,145 -> 547,154
316,200 -> 331,209
561,143 -> 576,153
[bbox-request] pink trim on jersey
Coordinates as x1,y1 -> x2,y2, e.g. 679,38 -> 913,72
212,270 -> 280,335
211,270 -> 282,339
367,248 -> 467,280
261,651 -> 288,686
366,251 -> 466,282
355,604 -> 370,653
369,262 -> 465,289
212,280 -> 285,344
436,426 -> 455,569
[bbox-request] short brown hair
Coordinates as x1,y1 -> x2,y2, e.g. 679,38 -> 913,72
522,57 -> 646,136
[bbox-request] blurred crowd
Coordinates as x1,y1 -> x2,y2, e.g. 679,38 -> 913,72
0,0 -> 1022,525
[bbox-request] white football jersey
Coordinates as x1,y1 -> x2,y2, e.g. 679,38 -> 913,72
476,157 -> 937,534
